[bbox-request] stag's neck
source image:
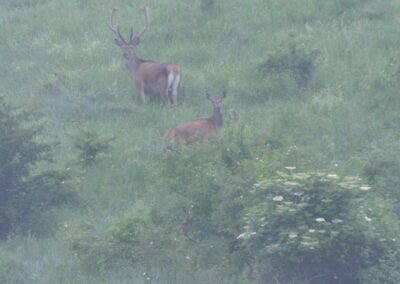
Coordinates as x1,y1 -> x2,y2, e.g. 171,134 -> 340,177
211,108 -> 223,129
125,53 -> 145,74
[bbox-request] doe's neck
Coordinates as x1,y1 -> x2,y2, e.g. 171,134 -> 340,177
211,107 -> 223,129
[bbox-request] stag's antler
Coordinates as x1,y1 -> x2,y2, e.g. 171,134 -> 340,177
135,5 -> 149,40
109,7 -> 118,33
109,7 -> 128,44
109,5 -> 150,46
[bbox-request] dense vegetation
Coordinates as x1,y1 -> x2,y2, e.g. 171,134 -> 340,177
1,0 -> 400,283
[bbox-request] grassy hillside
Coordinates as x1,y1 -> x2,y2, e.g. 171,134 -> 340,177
1,0 -> 400,283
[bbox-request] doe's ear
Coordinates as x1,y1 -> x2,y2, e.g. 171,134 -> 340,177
206,93 -> 211,100
221,89 -> 227,98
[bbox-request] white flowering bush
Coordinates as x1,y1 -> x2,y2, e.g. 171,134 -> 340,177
238,169 -> 399,283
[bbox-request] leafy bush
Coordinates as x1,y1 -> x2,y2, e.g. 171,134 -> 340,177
238,169 -> 399,283
66,221 -> 119,276
0,98 -> 74,237
258,36 -> 319,92
359,252 -> 400,284
66,132 -> 400,283
159,144 -> 245,261
110,201 -> 186,267
67,201 -> 196,280
73,127 -> 112,165
362,152 -> 400,215
69,137 -> 256,281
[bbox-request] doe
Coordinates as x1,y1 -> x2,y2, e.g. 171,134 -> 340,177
165,90 -> 227,145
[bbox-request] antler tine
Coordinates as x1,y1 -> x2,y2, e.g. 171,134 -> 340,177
135,5 -> 149,40
109,8 -> 119,34
129,28 -> 134,42
109,7 -> 127,44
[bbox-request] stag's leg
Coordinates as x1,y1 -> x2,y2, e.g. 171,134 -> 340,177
136,82 -> 146,104
160,88 -> 169,105
167,73 -> 180,106
167,73 -> 174,105
158,77 -> 169,105
171,74 -> 181,106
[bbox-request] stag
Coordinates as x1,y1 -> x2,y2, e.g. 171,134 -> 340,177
109,6 -> 181,106
165,90 -> 227,145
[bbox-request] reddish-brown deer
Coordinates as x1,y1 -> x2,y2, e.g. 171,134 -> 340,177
109,6 -> 181,106
165,90 -> 227,146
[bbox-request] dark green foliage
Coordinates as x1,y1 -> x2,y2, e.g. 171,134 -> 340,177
73,127 -> 112,165
69,137 -> 400,282
66,222 -> 119,276
259,36 -> 319,90
0,98 -> 74,237
67,203 -> 192,280
359,252 -> 400,284
158,143 -> 250,272
239,170 -> 400,283
111,201 -> 184,264
363,152 -> 400,215
69,137 -> 256,280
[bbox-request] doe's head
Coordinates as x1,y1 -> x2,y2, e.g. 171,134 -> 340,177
207,90 -> 227,109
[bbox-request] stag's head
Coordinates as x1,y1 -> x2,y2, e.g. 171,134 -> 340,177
109,6 -> 149,62
207,90 -> 227,110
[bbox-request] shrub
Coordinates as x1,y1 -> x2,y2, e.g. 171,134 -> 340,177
66,221 -> 119,277
359,252 -> 400,284
67,201 -> 192,280
73,126 -> 112,165
238,169 -> 400,283
0,98 -> 74,237
157,141 -> 256,277
362,152 -> 400,215
69,138 -> 256,281
258,36 -> 319,92
110,201 -> 185,267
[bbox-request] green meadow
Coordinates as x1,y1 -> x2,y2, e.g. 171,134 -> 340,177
1,0 -> 400,283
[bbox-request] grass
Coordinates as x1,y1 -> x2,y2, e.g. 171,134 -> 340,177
1,0 -> 400,282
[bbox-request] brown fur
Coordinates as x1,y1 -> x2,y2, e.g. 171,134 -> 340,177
165,91 -> 226,145
110,6 -> 181,106
134,62 -> 181,105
